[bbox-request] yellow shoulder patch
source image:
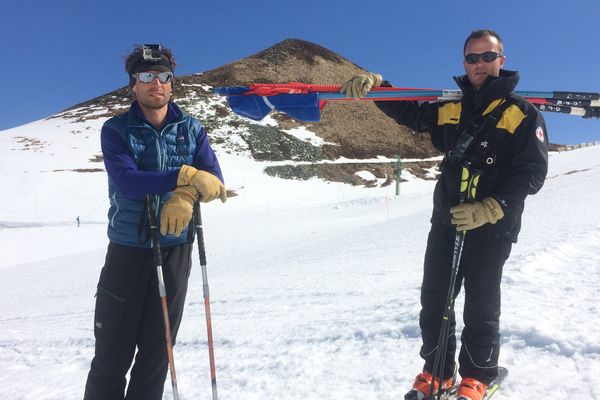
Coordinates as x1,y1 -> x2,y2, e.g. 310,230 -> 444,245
497,105 -> 527,134
437,102 -> 461,126
437,98 -> 526,134
482,99 -> 504,115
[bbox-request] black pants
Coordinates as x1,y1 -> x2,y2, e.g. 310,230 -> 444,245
418,223 -> 512,385
84,241 -> 192,400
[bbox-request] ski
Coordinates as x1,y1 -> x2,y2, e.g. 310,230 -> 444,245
404,387 -> 457,400
481,367 -> 508,400
533,103 -> 587,117
451,367 -> 508,400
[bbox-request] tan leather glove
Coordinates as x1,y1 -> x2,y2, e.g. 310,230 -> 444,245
450,197 -> 504,231
340,72 -> 383,98
177,165 -> 227,203
160,185 -> 198,236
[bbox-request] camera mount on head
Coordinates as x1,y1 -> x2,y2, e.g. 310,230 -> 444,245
127,43 -> 173,79
141,44 -> 163,63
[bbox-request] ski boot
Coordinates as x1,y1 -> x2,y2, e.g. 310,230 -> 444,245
404,370 -> 456,400
455,377 -> 488,400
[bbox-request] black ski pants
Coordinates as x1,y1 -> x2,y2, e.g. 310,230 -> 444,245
84,241 -> 192,400
418,223 -> 512,385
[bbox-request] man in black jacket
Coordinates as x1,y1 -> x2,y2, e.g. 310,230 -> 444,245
341,29 -> 548,400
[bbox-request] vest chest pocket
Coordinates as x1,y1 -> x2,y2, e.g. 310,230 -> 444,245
175,132 -> 191,156
127,133 -> 148,163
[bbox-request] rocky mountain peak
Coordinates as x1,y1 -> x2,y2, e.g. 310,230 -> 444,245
51,38 -> 439,186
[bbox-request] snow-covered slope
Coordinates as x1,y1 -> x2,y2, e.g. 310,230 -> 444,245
1,112 -> 599,399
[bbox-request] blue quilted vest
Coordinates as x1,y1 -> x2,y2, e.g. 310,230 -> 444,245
104,102 -> 198,247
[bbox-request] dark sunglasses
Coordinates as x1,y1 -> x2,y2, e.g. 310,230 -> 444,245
134,71 -> 173,83
464,51 -> 501,64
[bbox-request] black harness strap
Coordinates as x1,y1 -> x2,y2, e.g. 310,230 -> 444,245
446,96 -> 516,164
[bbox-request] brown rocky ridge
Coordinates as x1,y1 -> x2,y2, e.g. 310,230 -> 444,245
56,38 -> 442,186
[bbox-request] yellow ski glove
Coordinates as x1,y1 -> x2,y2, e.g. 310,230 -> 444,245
450,197 -> 504,231
160,185 -> 198,237
340,72 -> 383,98
177,165 -> 227,203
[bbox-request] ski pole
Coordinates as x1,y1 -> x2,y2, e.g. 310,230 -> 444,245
193,202 -> 219,400
146,195 -> 180,400
429,166 -> 480,400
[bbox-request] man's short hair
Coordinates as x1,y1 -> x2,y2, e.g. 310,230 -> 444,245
463,29 -> 504,55
125,44 -> 177,88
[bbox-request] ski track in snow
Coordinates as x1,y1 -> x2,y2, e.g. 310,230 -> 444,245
1,144 -> 600,399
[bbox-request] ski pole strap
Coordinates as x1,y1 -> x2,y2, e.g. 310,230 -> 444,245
446,97 -> 516,164
186,212 -> 195,243
137,196 -> 152,245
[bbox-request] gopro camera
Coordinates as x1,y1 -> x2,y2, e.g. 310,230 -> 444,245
142,44 -> 162,63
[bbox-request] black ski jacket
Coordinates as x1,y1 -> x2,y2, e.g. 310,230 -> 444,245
376,70 -> 548,242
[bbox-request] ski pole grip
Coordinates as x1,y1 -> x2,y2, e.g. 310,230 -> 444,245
194,202 -> 208,267
459,166 -> 470,203
459,165 -> 482,203
146,195 -> 162,265
467,172 -> 481,201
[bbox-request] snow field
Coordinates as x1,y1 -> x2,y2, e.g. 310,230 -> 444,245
1,120 -> 599,399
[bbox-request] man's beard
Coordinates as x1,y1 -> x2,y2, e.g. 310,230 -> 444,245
138,94 -> 170,109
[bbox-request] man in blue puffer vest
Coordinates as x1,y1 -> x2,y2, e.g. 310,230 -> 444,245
84,44 -> 226,400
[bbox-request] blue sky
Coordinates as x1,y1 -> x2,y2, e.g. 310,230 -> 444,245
2,0 -> 600,145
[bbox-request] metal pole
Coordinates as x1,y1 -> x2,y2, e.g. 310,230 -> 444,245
430,230 -> 465,400
146,195 -> 180,400
395,155 -> 403,196
194,203 -> 219,400
430,166 -> 479,400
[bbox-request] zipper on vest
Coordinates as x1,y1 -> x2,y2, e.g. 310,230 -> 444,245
109,191 -> 119,228
150,119 -> 185,232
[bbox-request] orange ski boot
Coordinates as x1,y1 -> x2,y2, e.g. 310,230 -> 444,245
456,377 -> 488,400
404,371 -> 455,399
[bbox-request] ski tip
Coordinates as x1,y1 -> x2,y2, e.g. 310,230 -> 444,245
497,366 -> 509,378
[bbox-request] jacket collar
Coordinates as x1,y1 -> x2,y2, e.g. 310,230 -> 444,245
454,69 -> 520,111
126,101 -> 185,127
